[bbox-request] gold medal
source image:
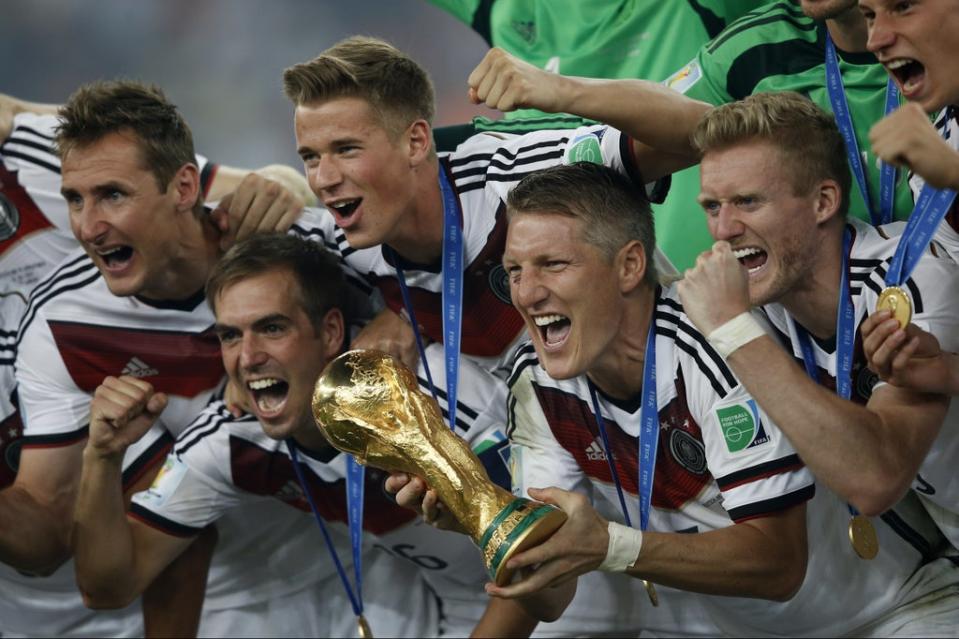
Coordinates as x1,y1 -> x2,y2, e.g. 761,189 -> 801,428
876,286 -> 912,329
357,615 -> 373,639
848,514 -> 879,560
643,579 -> 659,607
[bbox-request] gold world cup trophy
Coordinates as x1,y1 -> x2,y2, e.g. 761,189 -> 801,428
312,349 -> 567,585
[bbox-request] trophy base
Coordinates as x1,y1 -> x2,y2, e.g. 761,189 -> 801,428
477,498 -> 568,586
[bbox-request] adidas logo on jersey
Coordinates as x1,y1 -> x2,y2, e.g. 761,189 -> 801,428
121,356 -> 159,378
585,439 -> 607,461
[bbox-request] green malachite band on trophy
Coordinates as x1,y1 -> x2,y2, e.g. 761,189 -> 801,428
484,501 -> 558,580
478,498 -> 527,551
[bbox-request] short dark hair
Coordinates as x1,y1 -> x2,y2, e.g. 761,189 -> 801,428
283,36 -> 435,138
56,80 -> 197,198
506,162 -> 658,286
206,234 -> 346,333
691,91 -> 851,217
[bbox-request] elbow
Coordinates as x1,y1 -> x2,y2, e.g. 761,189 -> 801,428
763,547 -> 807,603
848,475 -> 912,518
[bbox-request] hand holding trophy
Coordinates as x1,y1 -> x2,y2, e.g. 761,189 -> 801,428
312,349 -> 566,585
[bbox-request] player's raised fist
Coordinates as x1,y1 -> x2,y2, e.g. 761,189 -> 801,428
467,48 -> 567,114
87,375 -> 168,460
869,103 -> 959,191
678,241 -> 751,335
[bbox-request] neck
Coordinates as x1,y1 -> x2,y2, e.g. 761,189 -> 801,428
385,159 -> 444,264
826,9 -> 869,53
139,216 -> 221,302
586,286 -> 656,400
292,419 -> 332,454
781,226 -> 846,340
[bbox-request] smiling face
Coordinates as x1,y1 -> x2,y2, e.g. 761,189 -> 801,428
61,131 -> 200,299
503,212 -> 629,380
294,96 -> 420,249
861,0 -> 959,111
214,268 -> 343,441
699,141 -> 828,307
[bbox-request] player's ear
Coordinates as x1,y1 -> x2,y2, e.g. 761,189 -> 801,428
407,119 -> 432,167
319,307 -> 345,357
618,240 -> 647,293
171,163 -> 201,213
814,178 -> 842,225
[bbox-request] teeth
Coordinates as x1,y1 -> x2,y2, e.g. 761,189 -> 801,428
97,246 -> 124,256
733,247 -> 761,259
533,314 -> 567,327
248,378 -> 280,390
886,58 -> 915,70
330,199 -> 359,210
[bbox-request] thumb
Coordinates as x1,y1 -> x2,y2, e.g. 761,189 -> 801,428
146,392 -> 168,417
528,486 -> 575,510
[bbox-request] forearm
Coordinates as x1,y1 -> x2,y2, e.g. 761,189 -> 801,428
143,525 -> 217,638
511,577 -> 576,623
727,337 -> 933,514
74,450 -> 140,607
471,596 -> 540,638
0,485 -> 72,574
551,76 -> 708,161
626,515 -> 806,601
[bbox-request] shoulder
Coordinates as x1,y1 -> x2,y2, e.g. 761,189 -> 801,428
17,250 -> 100,343
173,400 -> 259,460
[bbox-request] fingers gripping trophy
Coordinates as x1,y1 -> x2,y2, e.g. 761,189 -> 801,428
312,349 -> 566,585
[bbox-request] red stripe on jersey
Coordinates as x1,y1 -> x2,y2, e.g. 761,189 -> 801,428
719,461 -> 804,492
0,408 -> 23,489
375,204 -> 525,358
228,436 -> 416,535
48,320 -> 224,396
535,371 -> 713,511
0,165 -> 55,256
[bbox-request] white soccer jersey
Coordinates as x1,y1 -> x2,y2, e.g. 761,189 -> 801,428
0,113 -> 217,488
4,216 -> 330,636
296,124 -> 671,377
508,284 -> 814,637
758,218 -> 959,634
910,107 -> 959,262
131,343 -> 509,637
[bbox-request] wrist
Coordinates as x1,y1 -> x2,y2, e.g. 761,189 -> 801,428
707,312 -> 766,358
83,442 -> 126,467
598,521 -> 644,572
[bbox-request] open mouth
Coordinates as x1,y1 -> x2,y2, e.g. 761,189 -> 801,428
328,198 -> 363,227
96,245 -> 134,271
733,247 -> 768,274
534,313 -> 571,349
248,377 -> 290,417
886,58 -> 926,96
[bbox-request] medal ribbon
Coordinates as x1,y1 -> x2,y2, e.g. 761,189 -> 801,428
825,32 -> 899,225
589,306 -> 658,530
286,441 -> 365,619
390,164 -> 464,431
884,187 -> 958,287
793,229 -> 861,517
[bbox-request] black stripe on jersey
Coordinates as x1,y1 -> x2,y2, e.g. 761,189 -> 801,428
476,114 -> 592,131
715,454 -> 803,491
452,149 -> 566,182
174,404 -> 237,456
879,509 -> 939,563
449,137 -> 570,170
21,424 -> 89,449
506,392 -> 519,439
861,260 -> 925,315
11,124 -> 56,142
657,297 -> 738,390
659,327 -> 728,398
0,148 -> 61,175
726,37 -> 823,100
199,162 -> 217,199
3,135 -> 60,163
414,374 -> 481,435
470,0 -> 494,45
17,257 -> 100,344
506,342 -> 539,390
122,430 -> 175,491
726,484 -> 815,523
129,502 -> 203,538
685,0 -> 727,39
707,1 -> 808,54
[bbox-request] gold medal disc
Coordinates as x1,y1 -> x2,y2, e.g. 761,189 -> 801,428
876,286 -> 912,329
357,615 -> 373,639
848,514 -> 879,560
643,580 -> 660,607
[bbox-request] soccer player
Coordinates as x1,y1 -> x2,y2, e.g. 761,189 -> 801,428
1,81 -> 322,638
677,92 -> 959,632
73,232 -> 511,637
466,1 -> 914,269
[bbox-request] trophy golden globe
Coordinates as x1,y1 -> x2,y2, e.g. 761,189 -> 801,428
312,349 -> 567,586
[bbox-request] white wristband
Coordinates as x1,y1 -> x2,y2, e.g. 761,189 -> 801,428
707,312 -> 766,358
599,521 -> 643,572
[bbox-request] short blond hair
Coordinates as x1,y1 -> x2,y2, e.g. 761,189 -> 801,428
283,36 -> 434,138
691,92 -> 851,216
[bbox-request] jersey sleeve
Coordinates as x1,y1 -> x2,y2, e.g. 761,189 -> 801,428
506,349 -> 592,499
690,367 -> 815,523
129,408 -> 241,537
3,113 -> 71,233
15,308 -> 92,446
